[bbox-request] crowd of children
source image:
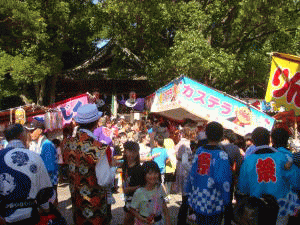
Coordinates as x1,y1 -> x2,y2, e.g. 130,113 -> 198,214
89,114 -> 300,225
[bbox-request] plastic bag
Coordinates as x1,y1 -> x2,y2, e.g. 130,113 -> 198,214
95,153 -> 114,187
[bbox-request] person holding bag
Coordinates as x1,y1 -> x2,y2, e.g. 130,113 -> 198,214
62,104 -> 116,224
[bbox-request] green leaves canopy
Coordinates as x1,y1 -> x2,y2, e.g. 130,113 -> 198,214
0,0 -> 103,105
100,0 -> 300,97
1,0 -> 300,108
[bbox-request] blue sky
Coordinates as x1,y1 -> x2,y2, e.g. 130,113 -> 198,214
97,39 -> 109,48
92,0 -> 108,48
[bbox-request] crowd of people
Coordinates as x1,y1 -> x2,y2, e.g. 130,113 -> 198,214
1,103 -> 300,225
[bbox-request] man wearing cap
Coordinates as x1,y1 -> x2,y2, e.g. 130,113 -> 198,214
0,124 -> 53,224
62,104 -> 115,224
26,119 -> 58,191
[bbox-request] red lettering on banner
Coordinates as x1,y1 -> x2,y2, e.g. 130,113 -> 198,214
221,102 -> 232,114
193,90 -> 206,104
272,67 -> 300,107
208,96 -> 220,108
182,85 -> 194,98
197,152 -> 211,175
256,157 -> 277,183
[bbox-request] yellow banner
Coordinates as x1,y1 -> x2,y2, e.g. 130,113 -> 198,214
265,53 -> 300,115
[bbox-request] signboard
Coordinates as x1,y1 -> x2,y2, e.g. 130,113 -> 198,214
265,52 -> 300,115
151,76 -> 275,136
31,94 -> 89,128
49,93 -> 89,126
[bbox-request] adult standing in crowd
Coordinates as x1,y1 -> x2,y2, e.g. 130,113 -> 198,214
25,119 -> 58,205
62,104 -> 116,224
176,126 -> 195,225
0,124 -> 53,224
185,121 -> 232,225
220,129 -> 244,225
238,127 -> 300,225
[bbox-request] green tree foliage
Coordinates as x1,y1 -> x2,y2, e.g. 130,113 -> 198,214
0,0 -> 104,107
1,0 -> 299,110
100,0 -> 300,97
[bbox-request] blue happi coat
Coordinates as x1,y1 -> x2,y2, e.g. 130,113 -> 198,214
185,145 -> 232,216
238,146 -> 300,216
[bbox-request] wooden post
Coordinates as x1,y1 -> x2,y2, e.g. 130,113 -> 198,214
295,115 -> 298,140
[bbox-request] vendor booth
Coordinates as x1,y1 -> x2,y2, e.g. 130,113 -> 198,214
146,76 -> 275,136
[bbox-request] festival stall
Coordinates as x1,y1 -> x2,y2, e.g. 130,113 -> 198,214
146,76 -> 275,136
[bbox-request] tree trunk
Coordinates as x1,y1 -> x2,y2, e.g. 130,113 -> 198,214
49,73 -> 58,104
19,94 -> 31,105
35,80 -> 46,105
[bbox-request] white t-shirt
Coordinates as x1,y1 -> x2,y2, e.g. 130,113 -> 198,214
131,186 -> 166,220
139,143 -> 151,160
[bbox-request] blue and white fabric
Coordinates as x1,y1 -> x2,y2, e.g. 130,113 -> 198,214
0,140 -> 52,223
277,191 -> 300,217
185,146 -> 232,216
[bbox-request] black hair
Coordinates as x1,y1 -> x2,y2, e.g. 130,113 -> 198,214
236,134 -> 246,150
138,132 -> 148,143
4,124 -> 24,142
190,141 -> 198,153
236,194 -> 278,225
118,132 -> 127,138
252,127 -> 270,146
146,122 -> 152,130
122,141 -> 140,173
223,129 -> 238,144
271,127 -> 290,148
52,139 -> 61,147
140,161 -> 162,186
78,120 -> 98,130
154,134 -> 164,147
159,121 -> 168,128
205,121 -> 223,142
244,133 -> 252,141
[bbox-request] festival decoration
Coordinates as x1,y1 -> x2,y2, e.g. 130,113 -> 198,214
149,76 -> 275,136
15,108 -> 26,125
125,91 -> 137,108
265,52 -> 300,115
